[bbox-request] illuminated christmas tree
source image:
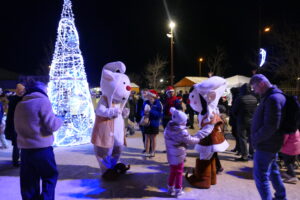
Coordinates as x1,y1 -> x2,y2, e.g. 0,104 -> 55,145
48,0 -> 95,146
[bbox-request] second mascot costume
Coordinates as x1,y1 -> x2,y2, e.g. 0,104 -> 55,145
91,61 -> 131,180
186,76 -> 229,188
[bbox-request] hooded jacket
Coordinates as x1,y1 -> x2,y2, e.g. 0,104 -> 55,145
14,92 -> 62,149
251,86 -> 286,153
164,121 -> 199,165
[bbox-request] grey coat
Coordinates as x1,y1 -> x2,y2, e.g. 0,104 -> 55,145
14,92 -> 62,149
251,86 -> 286,153
164,121 -> 200,165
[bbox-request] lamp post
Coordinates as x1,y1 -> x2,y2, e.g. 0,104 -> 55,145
167,21 -> 175,86
198,57 -> 204,76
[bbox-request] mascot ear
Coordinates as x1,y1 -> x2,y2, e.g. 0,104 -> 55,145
207,91 -> 216,103
102,69 -> 114,81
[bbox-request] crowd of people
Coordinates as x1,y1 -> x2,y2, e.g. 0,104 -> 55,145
0,73 -> 299,200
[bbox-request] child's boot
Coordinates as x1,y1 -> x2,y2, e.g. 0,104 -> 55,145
175,187 -> 184,197
167,185 -> 175,196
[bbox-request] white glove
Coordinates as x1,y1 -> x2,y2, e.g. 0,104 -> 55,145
112,107 -> 122,118
144,104 -> 151,112
122,108 -> 130,118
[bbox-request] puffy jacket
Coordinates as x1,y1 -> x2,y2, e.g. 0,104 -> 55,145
281,130 -> 300,155
251,86 -> 286,153
164,121 -> 199,165
233,94 -> 258,126
14,92 -> 62,149
141,99 -> 162,128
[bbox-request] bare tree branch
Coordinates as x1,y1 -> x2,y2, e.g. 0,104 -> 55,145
206,46 -> 227,76
145,55 -> 167,90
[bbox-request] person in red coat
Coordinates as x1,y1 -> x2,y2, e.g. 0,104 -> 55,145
162,86 -> 182,129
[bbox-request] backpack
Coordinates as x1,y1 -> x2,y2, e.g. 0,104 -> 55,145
267,93 -> 300,134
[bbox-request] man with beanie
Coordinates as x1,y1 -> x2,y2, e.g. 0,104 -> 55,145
14,81 -> 63,200
250,74 -> 287,200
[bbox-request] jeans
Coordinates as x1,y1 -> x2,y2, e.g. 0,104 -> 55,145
20,146 -> 58,200
253,150 -> 286,200
168,162 -> 184,189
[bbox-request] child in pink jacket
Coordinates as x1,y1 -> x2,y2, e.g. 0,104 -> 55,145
280,129 -> 300,184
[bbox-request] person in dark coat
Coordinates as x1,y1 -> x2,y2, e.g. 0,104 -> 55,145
228,87 -> 240,154
5,83 -> 25,167
250,74 -> 287,200
135,89 -> 149,152
233,83 -> 258,161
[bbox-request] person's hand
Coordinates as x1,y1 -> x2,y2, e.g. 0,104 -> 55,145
122,108 -> 130,118
144,104 -> 151,112
209,113 -> 219,124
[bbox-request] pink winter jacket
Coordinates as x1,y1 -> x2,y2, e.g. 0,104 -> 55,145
164,121 -> 200,165
281,130 -> 300,155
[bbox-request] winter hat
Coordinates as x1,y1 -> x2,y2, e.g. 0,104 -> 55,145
147,89 -> 158,98
166,86 -> 175,94
170,107 -> 188,125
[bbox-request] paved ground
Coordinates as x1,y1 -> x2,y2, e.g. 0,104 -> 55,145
0,126 -> 299,200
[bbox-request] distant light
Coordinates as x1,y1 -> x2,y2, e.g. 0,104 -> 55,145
166,33 -> 172,38
264,27 -> 271,32
199,57 -> 204,62
259,48 -> 267,67
160,79 -> 164,82
169,21 -> 175,30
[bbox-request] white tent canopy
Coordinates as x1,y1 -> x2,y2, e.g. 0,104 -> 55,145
225,75 -> 250,88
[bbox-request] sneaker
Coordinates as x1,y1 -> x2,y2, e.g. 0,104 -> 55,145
283,177 -> 298,184
167,185 -> 175,196
175,188 -> 184,197
217,167 -> 224,175
143,152 -> 151,157
235,157 -> 249,162
150,151 -> 155,157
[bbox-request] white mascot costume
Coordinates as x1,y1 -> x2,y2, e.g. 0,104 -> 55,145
91,61 -> 131,180
186,76 -> 229,188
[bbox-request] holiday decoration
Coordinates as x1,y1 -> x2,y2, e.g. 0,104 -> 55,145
259,48 -> 267,67
48,0 -> 95,146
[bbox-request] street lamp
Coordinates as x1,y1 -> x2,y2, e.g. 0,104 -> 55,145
198,57 -> 204,76
264,26 -> 271,32
167,21 -> 175,86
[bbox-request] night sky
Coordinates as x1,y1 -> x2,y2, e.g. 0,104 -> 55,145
0,0 -> 299,86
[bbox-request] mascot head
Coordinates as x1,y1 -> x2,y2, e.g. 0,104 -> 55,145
189,76 -> 227,123
100,61 -> 131,108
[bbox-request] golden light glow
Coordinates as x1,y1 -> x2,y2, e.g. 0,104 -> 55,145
199,57 -> 204,62
169,21 -> 175,30
264,27 -> 271,32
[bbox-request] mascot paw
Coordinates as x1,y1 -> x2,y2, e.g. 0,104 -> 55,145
114,163 -> 130,174
102,169 -> 120,181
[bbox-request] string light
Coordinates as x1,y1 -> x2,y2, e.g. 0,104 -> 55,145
48,0 -> 95,146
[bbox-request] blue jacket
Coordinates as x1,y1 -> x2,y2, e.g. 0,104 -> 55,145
251,86 -> 286,153
142,99 -> 162,128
